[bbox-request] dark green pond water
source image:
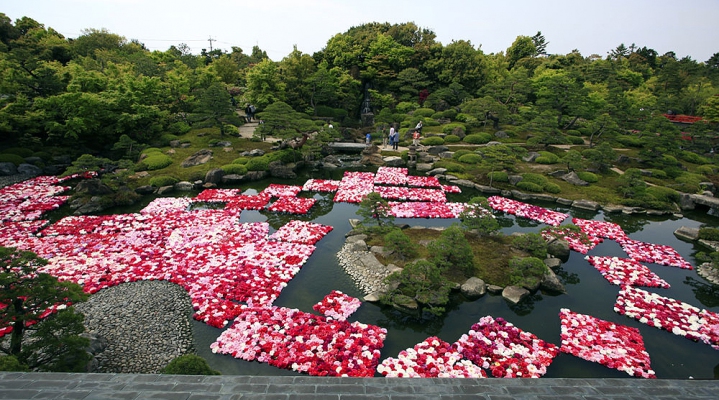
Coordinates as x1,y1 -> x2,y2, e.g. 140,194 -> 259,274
95,170 -> 719,379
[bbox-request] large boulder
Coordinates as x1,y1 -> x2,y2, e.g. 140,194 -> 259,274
181,149 -> 213,167
674,226 -> 700,241
75,179 -> 113,195
540,269 -> 566,293
547,238 -> 571,260
135,185 -> 155,195
502,286 -> 529,305
427,168 -> 448,176
460,277 -> 486,299
0,162 -> 18,176
174,181 -> 194,191
572,199 -> 600,211
560,171 -> 589,186
17,163 -> 42,176
383,156 -> 404,167
205,168 -> 225,184
221,174 -> 245,184
244,171 -> 269,181
268,161 -> 297,179
427,145 -> 449,155
522,152 -> 540,163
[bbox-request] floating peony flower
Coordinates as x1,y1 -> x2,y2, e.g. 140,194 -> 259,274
225,194 -> 271,211
140,197 -> 191,214
387,202 -> 464,219
572,218 -> 627,241
374,167 -> 408,186
192,188 -> 243,203
373,186 -> 447,202
302,179 -> 341,192
615,237 -> 693,270
269,220 -> 333,245
454,315 -> 559,378
378,336 -> 487,378
210,304 -> 387,376
441,184 -> 462,194
267,197 -> 316,214
559,308 -> 655,378
541,226 -> 603,254
313,290 -> 362,321
488,196 -> 568,226
407,175 -> 441,188
615,286 -> 719,350
586,256 -> 670,288
262,184 -> 303,198
333,172 -> 376,203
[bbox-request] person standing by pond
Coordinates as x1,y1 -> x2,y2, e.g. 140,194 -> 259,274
366,132 -> 371,146
389,125 -> 398,150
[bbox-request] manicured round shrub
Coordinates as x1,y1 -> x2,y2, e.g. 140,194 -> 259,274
697,165 -> 715,175
3,147 -> 33,157
488,171 -> 509,182
679,151 -> 709,165
161,355 -> 220,375
458,153 -> 483,164
567,136 -> 585,145
220,164 -> 248,175
615,135 -> 645,147
232,157 -> 249,165
246,157 -> 270,171
516,181 -> 544,193
452,149 -> 473,160
521,173 -> 548,186
0,154 -> 25,166
577,171 -> 599,183
536,151 -> 560,164
442,123 -> 467,136
646,186 -> 679,203
159,134 -> 179,146
442,109 -> 458,120
444,134 -> 461,143
141,154 -> 172,170
414,108 -> 436,118
433,160 -> 465,173
431,112 -> 444,119
421,136 -> 445,146
699,227 -> 719,241
33,151 -> 51,161
149,175 -> 179,187
141,148 -> 162,156
544,182 -> 561,193
168,121 -> 191,134
463,133 -> 492,144
566,130 -> 582,137
648,169 -> 667,179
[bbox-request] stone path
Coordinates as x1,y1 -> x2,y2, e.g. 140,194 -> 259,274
1,372 -> 717,399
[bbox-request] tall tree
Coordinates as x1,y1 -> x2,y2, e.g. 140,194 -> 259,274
531,31 -> 549,56
194,81 -> 237,136
506,35 -> 536,69
244,58 -> 286,110
0,247 -> 89,371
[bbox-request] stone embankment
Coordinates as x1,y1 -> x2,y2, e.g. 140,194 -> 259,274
75,280 -> 195,373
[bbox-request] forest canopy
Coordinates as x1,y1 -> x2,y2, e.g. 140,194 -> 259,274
1,14 -> 718,159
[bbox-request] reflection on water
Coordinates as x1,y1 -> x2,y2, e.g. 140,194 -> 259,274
93,175 -> 719,379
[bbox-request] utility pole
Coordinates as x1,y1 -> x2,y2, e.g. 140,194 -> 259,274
208,36 -> 215,52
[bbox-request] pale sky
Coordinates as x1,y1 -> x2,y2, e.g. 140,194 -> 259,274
4,0 -> 719,62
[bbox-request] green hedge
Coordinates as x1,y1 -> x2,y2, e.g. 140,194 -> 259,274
220,164 -> 248,175
488,171 -> 509,182
452,149 -> 473,160
567,136 -> 585,145
232,157 -> 249,165
442,123 -> 467,136
521,173 -> 548,186
463,133 -> 492,144
414,107 -> 436,118
149,175 -> 179,187
2,147 -> 33,157
697,165 -> 715,175
577,171 -> 599,183
420,136 -> 445,146
516,181 -> 544,192
141,154 -> 172,170
679,150 -> 709,165
646,186 -> 680,203
544,182 -> 561,193
246,157 -> 270,171
0,154 -> 25,166
699,227 -> 719,241
536,151 -> 560,164
444,134 -> 461,143
433,160 -> 466,173
458,153 -> 483,164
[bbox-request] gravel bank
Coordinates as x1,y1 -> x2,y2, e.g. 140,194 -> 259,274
0,174 -> 35,188
75,280 -> 196,374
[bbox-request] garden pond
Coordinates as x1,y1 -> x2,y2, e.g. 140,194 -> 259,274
55,169 -> 719,379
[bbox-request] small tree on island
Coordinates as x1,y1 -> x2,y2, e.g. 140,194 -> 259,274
357,192 -> 394,230
381,260 -> 452,317
459,196 -> 500,236
0,247 -> 90,372
428,224 -> 475,277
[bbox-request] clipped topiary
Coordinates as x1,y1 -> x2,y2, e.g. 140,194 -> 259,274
149,175 -> 179,187
246,157 -> 270,171
220,164 -> 248,175
0,154 -> 25,166
487,171 -> 509,182
161,354 -> 220,375
442,123 -> 467,136
420,136 -> 445,146
521,173 -> 548,186
576,171 -> 599,183
232,157 -> 249,165
516,181 -> 544,192
463,133 -> 492,144
141,154 -> 172,170
414,107 -> 436,118
444,134 -> 461,143
458,153 -> 483,164
544,182 -> 561,193
452,149 -> 473,160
